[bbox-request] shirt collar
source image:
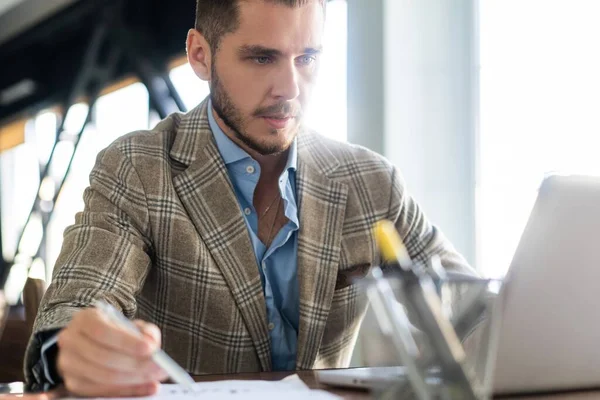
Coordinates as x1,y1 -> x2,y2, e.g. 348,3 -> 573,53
208,98 -> 297,172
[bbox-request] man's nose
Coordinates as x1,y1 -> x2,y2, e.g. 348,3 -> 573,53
271,62 -> 301,101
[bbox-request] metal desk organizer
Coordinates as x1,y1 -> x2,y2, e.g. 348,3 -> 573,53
359,221 -> 504,400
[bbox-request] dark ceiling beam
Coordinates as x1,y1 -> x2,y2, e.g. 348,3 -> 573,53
0,0 -> 195,126
0,0 -> 81,47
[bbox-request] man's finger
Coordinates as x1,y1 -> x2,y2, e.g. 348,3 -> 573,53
74,309 -> 155,357
64,374 -> 160,398
58,328 -> 155,374
134,320 -> 161,347
58,348 -> 167,386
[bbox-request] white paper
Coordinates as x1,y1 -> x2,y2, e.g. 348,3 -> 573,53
76,375 -> 341,400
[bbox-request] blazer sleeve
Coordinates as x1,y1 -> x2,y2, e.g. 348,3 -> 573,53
24,143 -> 153,388
388,165 -> 476,276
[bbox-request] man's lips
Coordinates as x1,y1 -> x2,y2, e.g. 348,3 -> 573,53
261,115 -> 294,130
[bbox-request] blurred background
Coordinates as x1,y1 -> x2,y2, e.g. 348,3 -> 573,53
1,0 -> 599,379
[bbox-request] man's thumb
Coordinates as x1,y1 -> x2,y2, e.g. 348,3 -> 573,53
133,320 -> 161,347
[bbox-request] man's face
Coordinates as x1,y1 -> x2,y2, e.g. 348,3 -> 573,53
210,0 -> 324,155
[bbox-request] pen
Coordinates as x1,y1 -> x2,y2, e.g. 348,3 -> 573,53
94,300 -> 196,393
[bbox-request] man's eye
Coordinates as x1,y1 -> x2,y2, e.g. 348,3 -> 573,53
297,55 -> 316,66
253,56 -> 272,65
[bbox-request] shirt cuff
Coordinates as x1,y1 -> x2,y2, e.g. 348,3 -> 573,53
38,329 -> 62,387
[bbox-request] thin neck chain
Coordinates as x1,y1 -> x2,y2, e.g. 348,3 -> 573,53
260,191 -> 280,219
265,196 -> 282,247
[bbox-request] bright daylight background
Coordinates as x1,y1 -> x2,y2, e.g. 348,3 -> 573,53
477,0 -> 600,277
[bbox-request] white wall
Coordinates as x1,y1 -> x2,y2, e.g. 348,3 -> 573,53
347,0 -> 385,154
348,0 -> 477,266
347,0 -> 478,365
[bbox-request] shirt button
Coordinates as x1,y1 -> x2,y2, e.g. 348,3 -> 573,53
246,165 -> 255,174
268,322 -> 275,330
244,207 -> 251,215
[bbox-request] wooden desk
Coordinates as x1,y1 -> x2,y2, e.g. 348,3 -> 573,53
3,370 -> 600,399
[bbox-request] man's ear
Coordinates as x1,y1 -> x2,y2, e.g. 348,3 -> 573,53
186,29 -> 212,81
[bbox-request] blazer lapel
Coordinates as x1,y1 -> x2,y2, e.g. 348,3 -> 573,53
295,132 -> 349,369
170,101 -> 272,371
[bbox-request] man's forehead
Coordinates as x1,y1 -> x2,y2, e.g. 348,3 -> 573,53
230,0 -> 324,52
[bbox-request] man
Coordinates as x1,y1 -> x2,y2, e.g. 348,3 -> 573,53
26,0 -> 473,396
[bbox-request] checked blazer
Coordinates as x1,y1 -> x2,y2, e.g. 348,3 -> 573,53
25,99 -> 473,385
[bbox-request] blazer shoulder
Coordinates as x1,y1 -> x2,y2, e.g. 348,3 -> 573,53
304,130 -> 394,181
99,112 -> 184,162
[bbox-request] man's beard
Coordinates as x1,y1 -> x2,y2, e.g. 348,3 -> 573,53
210,64 -> 301,156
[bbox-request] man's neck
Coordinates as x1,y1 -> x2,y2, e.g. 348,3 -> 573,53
212,108 -> 289,182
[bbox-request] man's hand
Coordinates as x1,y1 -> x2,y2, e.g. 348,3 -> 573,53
56,308 -> 169,397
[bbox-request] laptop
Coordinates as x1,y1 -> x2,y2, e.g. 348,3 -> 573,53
318,175 -> 600,395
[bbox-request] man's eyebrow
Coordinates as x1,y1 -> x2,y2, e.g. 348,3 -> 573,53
238,45 -> 283,58
303,46 -> 323,55
237,45 -> 324,57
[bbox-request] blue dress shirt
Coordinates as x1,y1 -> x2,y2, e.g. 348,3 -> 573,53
208,100 -> 300,371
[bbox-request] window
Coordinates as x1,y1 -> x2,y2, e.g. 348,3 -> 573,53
46,83 -> 150,274
478,0 -> 600,277
1,1 -> 347,299
1,84 -> 150,302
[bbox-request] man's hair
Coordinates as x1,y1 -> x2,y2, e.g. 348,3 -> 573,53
194,0 -> 325,54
